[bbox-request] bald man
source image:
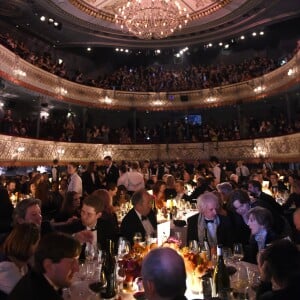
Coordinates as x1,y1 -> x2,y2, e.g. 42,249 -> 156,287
142,248 -> 187,300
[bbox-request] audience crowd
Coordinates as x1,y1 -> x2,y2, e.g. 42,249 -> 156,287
0,155 -> 299,298
0,32 -> 294,92
1,107 -> 299,144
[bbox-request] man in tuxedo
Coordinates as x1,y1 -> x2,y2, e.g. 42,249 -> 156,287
51,159 -> 60,183
103,155 -> 119,186
120,189 -> 157,245
187,192 -> 234,248
67,162 -> 82,197
81,161 -> 102,195
68,193 -> 117,253
8,232 -> 81,300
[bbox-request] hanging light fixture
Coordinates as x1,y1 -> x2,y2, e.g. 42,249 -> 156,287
115,0 -> 190,39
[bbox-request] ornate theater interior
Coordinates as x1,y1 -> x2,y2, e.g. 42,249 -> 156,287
0,0 -> 299,168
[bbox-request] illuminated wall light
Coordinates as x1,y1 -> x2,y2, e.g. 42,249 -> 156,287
208,43 -> 213,47
219,42 -> 223,46
153,100 -> 164,106
87,47 -> 92,52
240,35 -> 245,40
253,85 -> 265,93
54,21 -> 59,27
252,32 -> 257,36
13,69 -> 27,77
287,68 -> 295,76
17,146 -> 25,153
155,49 -> 161,54
48,18 -> 54,23
125,49 -> 129,53
224,44 -> 229,49
115,48 -> 119,51
120,48 -> 124,52
206,97 -> 217,102
259,31 -> 264,35
58,58 -> 63,65
40,111 -> 49,119
40,16 -> 46,22
0,103 -> 4,107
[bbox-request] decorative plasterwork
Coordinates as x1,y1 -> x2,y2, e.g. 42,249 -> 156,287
0,45 -> 299,111
0,133 -> 299,166
68,0 -> 232,23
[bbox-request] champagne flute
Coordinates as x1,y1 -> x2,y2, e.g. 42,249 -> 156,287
85,242 -> 97,261
189,240 -> 199,253
233,243 -> 244,262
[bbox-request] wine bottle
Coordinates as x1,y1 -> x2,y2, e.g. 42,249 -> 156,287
212,245 -> 230,299
101,240 -> 117,299
203,228 -> 211,261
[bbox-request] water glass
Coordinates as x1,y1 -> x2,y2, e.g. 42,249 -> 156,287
233,243 -> 244,262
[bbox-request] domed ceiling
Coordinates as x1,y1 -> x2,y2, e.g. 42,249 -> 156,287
1,0 -> 300,48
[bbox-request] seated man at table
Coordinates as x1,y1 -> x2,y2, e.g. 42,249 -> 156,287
8,232 -> 81,300
142,247 -> 187,300
65,193 -> 118,253
120,189 -> 157,245
187,192 -> 234,249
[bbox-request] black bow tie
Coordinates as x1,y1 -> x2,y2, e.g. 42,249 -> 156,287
205,219 -> 214,224
141,215 -> 148,221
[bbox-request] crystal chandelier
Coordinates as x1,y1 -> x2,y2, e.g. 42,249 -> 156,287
115,0 -> 190,39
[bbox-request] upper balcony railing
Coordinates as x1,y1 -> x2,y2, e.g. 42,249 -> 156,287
0,45 -> 299,111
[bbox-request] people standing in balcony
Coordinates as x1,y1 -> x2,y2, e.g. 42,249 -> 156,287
67,162 -> 82,197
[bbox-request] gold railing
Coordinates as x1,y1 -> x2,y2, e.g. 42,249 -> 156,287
0,45 -> 299,111
0,133 -> 299,165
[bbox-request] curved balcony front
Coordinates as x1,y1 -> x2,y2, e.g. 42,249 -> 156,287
0,45 -> 299,111
0,133 -> 299,166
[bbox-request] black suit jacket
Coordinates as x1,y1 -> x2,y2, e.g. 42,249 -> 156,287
8,270 -> 63,300
64,214 -> 119,255
81,171 -> 102,194
120,208 -> 157,245
105,164 -> 119,185
187,213 -> 234,248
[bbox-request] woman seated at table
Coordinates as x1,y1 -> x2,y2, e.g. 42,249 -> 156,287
244,206 -> 278,264
256,239 -> 300,300
52,191 -> 81,225
153,180 -> 166,210
0,223 -> 40,298
282,179 -> 300,210
113,185 -> 131,207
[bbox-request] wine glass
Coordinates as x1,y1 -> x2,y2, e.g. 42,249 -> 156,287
133,232 -> 143,245
189,240 -> 199,253
85,242 -> 97,261
117,237 -> 130,258
233,243 -> 244,262
223,247 -> 233,265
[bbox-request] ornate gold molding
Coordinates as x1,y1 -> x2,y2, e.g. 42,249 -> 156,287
0,45 -> 299,111
0,133 -> 299,165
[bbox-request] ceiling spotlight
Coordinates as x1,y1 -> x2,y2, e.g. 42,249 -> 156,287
252,32 -> 257,36
48,18 -> 54,23
240,35 -> 245,40
219,42 -> 223,46
87,47 -> 92,52
40,16 -> 46,22
259,31 -> 264,35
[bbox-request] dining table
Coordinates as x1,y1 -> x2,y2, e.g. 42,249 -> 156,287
63,260 -> 259,300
